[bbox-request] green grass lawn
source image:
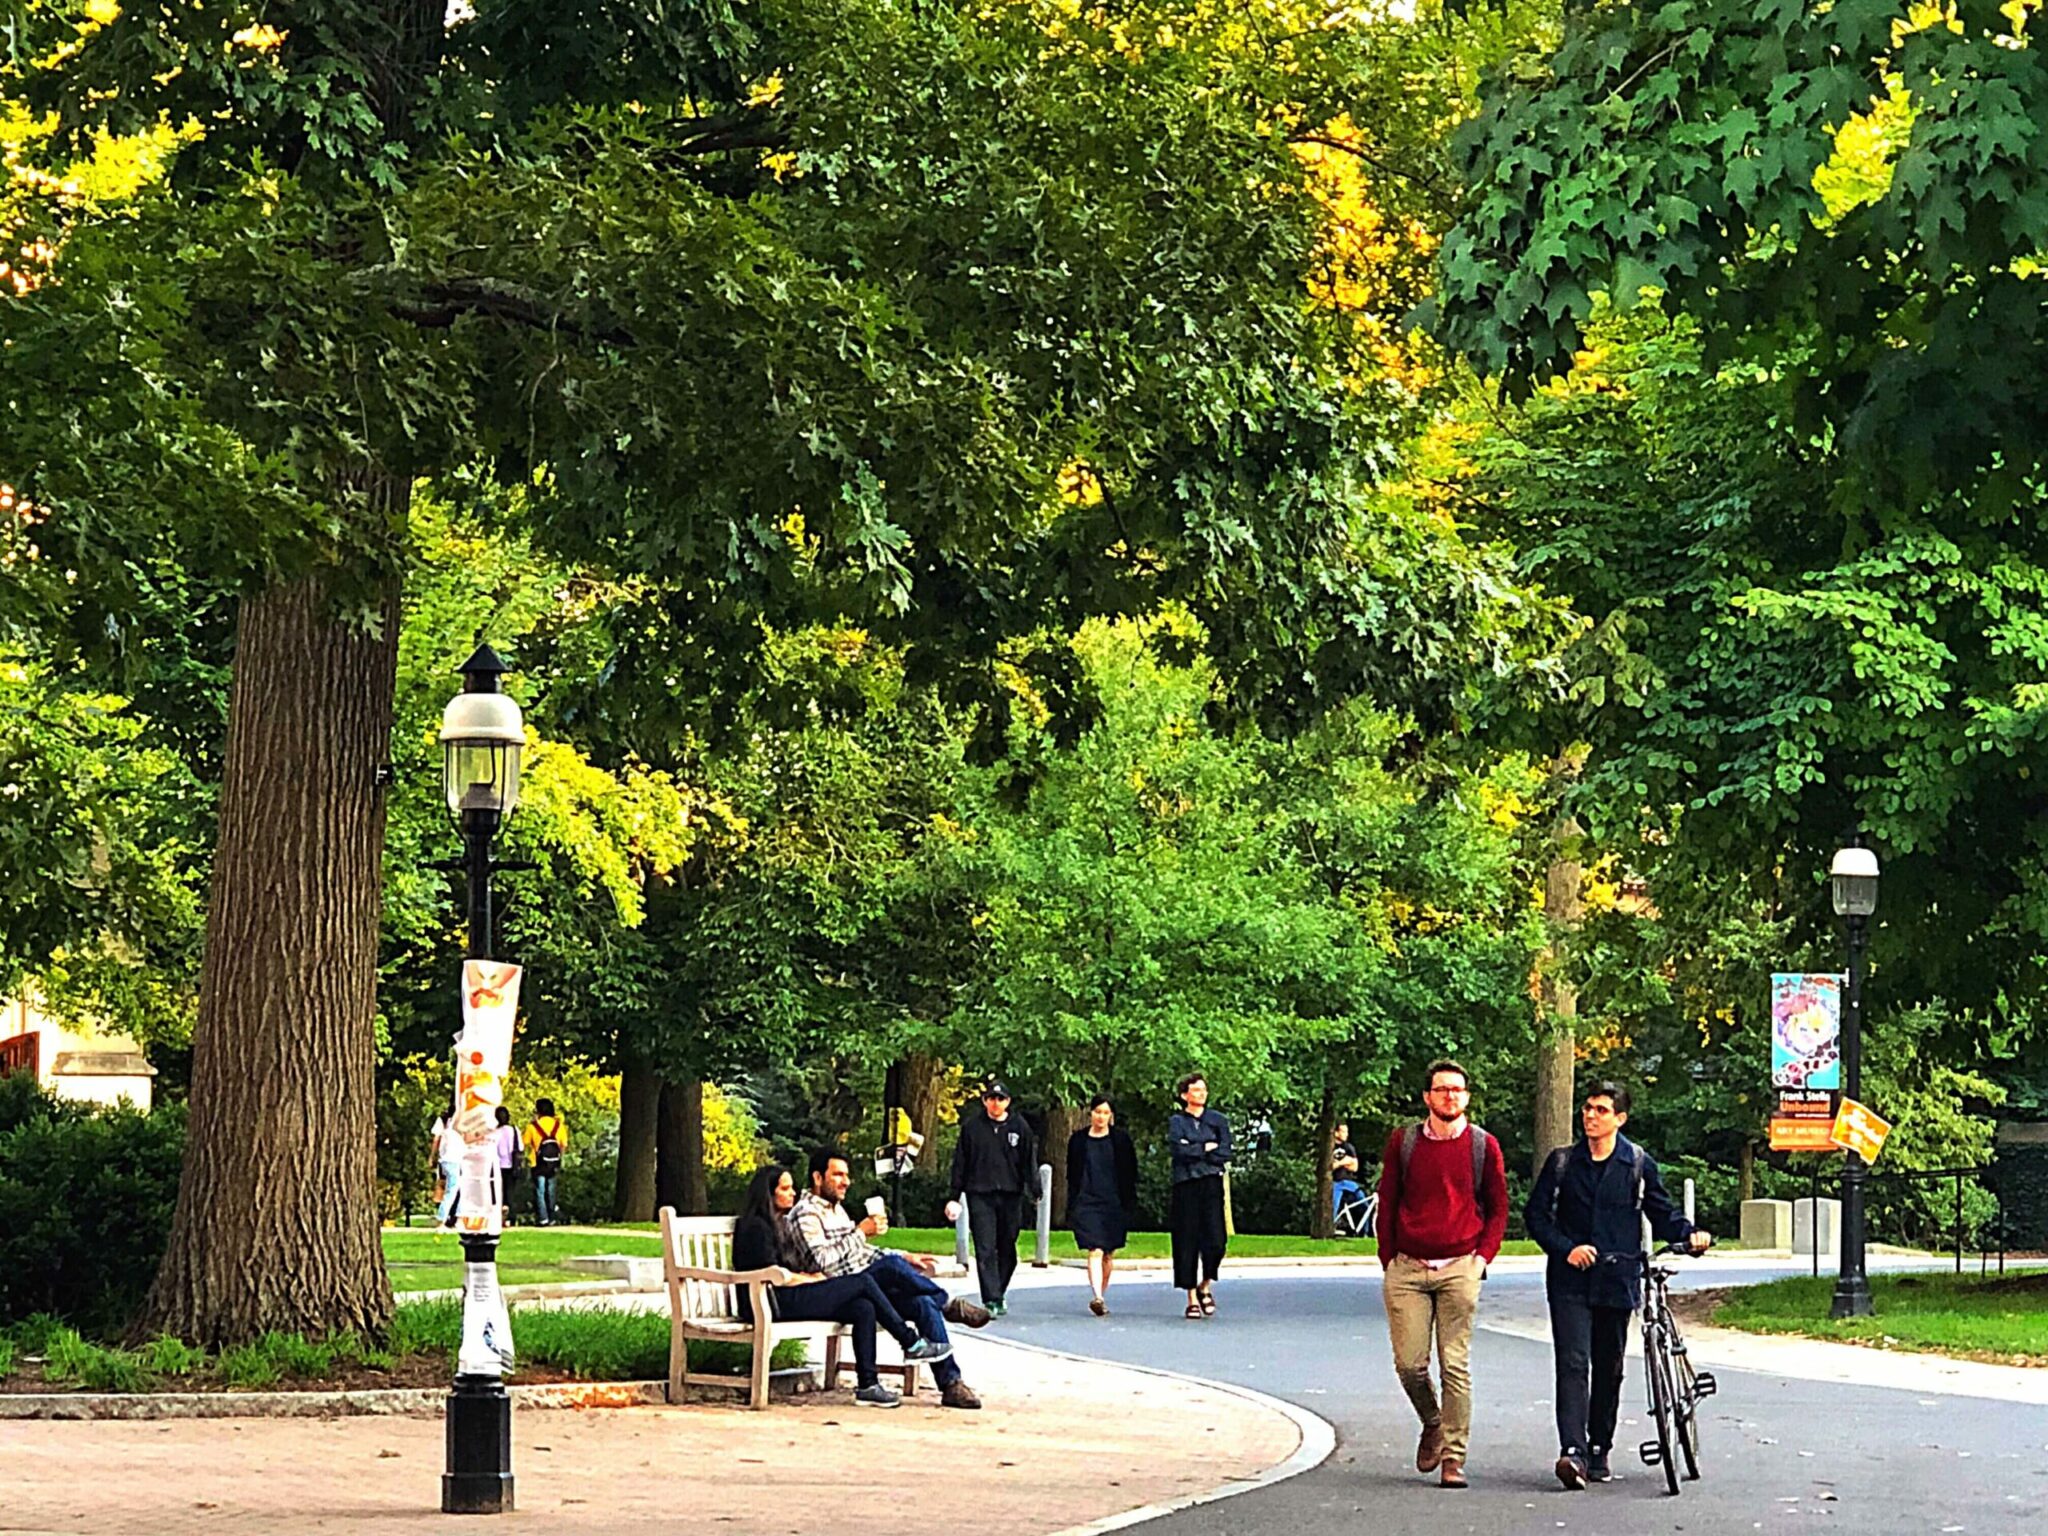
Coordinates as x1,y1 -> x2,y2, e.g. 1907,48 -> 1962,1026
875,1227 -> 1544,1260
379,1223 -> 1543,1291
381,1227 -> 663,1293
1706,1269 -> 2048,1363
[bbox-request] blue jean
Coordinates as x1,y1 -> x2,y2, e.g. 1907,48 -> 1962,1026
437,1160 -> 461,1224
533,1172 -> 558,1225
1332,1179 -> 1363,1217
870,1252 -> 962,1388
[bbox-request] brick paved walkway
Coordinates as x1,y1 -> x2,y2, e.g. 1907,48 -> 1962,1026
0,1337 -> 1298,1535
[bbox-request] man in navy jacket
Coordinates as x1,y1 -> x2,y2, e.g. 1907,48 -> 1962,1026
1525,1082 -> 1712,1490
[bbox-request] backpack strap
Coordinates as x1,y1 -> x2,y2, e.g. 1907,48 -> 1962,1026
1401,1122 -> 1492,1220
1469,1125 -> 1489,1219
1627,1140 -> 1645,1212
1546,1144 -> 1575,1226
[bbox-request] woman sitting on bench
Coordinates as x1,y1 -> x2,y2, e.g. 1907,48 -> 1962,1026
733,1165 -> 951,1408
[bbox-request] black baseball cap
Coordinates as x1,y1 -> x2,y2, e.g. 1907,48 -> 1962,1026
982,1081 -> 1011,1100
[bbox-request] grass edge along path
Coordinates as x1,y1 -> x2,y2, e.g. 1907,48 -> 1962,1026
377,1225 -> 1548,1294
1703,1268 -> 2048,1367
1,1300 -> 802,1394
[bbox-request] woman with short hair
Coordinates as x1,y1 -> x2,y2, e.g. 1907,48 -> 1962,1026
1066,1094 -> 1138,1316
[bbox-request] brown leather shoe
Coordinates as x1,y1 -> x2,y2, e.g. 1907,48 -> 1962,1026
1438,1458 -> 1468,1489
943,1297 -> 992,1329
940,1379 -> 982,1410
1416,1422 -> 1446,1473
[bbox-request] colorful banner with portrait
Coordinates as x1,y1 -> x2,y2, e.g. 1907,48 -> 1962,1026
1771,972 -> 1843,1090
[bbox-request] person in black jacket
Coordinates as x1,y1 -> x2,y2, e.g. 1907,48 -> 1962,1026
948,1082 -> 1038,1315
732,1165 -> 951,1408
1168,1072 -> 1231,1318
1525,1084 -> 1712,1489
1066,1094 -> 1138,1316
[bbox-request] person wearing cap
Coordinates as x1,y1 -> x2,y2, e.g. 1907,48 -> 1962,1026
948,1082 -> 1038,1316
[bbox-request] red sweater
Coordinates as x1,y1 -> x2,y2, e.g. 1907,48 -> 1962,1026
1375,1123 -> 1509,1266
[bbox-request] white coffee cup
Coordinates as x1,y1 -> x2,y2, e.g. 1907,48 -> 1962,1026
865,1195 -> 888,1231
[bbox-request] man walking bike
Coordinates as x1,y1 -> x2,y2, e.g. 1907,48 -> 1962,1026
1375,1059 -> 1508,1490
1526,1082 -> 1711,1490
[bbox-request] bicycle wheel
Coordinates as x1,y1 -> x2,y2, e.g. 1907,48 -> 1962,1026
1644,1325 -> 1681,1496
1673,1349 -> 1702,1481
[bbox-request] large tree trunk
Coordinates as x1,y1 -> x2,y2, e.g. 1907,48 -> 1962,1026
613,1050 -> 660,1221
899,1051 -> 949,1151
1531,816 -> 1584,1179
657,1076 -> 708,1215
1310,1074 -> 1337,1239
1043,1102 -> 1083,1223
137,568 -> 401,1346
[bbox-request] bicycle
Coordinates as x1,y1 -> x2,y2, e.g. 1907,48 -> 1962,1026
1633,1239 -> 1718,1495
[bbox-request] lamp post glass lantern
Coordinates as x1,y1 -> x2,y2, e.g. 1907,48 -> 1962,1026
440,644 -> 522,1515
1829,843 -> 1879,1320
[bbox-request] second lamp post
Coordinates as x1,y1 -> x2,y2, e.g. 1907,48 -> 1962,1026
1829,843 -> 1879,1320
440,644 -> 524,1514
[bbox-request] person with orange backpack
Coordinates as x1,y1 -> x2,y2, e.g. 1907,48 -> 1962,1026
523,1098 -> 568,1227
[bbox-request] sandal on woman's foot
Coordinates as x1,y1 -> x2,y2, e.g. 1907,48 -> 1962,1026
1184,1298 -> 1203,1319
1199,1290 -> 1217,1316
1089,1297 -> 1107,1317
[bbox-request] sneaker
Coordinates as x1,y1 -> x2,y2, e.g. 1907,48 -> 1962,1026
943,1297 -> 992,1329
1586,1448 -> 1613,1483
986,1300 -> 1007,1318
940,1379 -> 982,1410
1554,1453 -> 1588,1490
1089,1296 -> 1107,1317
854,1383 -> 902,1408
903,1336 -> 954,1365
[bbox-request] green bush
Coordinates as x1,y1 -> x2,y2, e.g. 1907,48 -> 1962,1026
216,1344 -> 282,1388
0,1074 -> 187,1333
136,1335 -> 206,1377
0,1335 -> 15,1376
42,1327 -> 154,1392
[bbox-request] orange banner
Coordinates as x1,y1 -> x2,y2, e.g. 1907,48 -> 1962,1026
1769,1116 -> 1837,1153
1831,1097 -> 1892,1164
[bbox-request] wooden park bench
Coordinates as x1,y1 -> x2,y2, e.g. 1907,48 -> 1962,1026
658,1207 -> 920,1409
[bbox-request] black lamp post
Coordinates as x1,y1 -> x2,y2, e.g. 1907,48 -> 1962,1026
440,644 -> 523,1515
1829,842 -> 1879,1320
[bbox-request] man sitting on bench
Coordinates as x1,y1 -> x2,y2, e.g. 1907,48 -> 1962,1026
794,1148 -> 990,1410
1332,1121 -> 1375,1237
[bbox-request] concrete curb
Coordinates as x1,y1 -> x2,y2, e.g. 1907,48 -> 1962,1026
974,1334 -> 1336,1536
0,1379 -> 673,1421
1475,1315 -> 2048,1404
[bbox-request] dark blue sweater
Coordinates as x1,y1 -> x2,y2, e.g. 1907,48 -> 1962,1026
1525,1134 -> 1693,1311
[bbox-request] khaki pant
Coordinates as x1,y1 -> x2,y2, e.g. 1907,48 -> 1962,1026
1383,1253 -> 1484,1460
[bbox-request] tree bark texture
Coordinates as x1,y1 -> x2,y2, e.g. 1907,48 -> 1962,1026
1531,821 -> 1585,1179
1310,1075 -> 1337,1240
138,568 -> 402,1346
657,1076 -> 708,1216
1043,1102 -> 1083,1222
613,1052 -> 660,1222
898,1051 -> 949,1151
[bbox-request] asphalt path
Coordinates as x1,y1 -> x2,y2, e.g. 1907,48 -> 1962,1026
987,1261 -> 2048,1536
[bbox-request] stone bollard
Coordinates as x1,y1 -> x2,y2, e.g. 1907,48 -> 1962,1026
1034,1163 -> 1052,1267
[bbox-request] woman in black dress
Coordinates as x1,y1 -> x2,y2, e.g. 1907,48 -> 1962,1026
1065,1094 -> 1138,1316
731,1165 -> 949,1407
1167,1072 -> 1230,1318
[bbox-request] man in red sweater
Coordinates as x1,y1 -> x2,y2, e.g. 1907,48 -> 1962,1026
1375,1058 -> 1510,1489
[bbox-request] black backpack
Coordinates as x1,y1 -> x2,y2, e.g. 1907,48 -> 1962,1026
1396,1122 -> 1496,1219
531,1120 -> 564,1176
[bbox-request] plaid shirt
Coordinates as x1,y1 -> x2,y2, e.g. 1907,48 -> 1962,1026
791,1192 -> 876,1279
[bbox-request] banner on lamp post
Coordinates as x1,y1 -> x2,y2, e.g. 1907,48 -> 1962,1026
452,959 -> 521,1377
1771,972 -> 1843,1090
